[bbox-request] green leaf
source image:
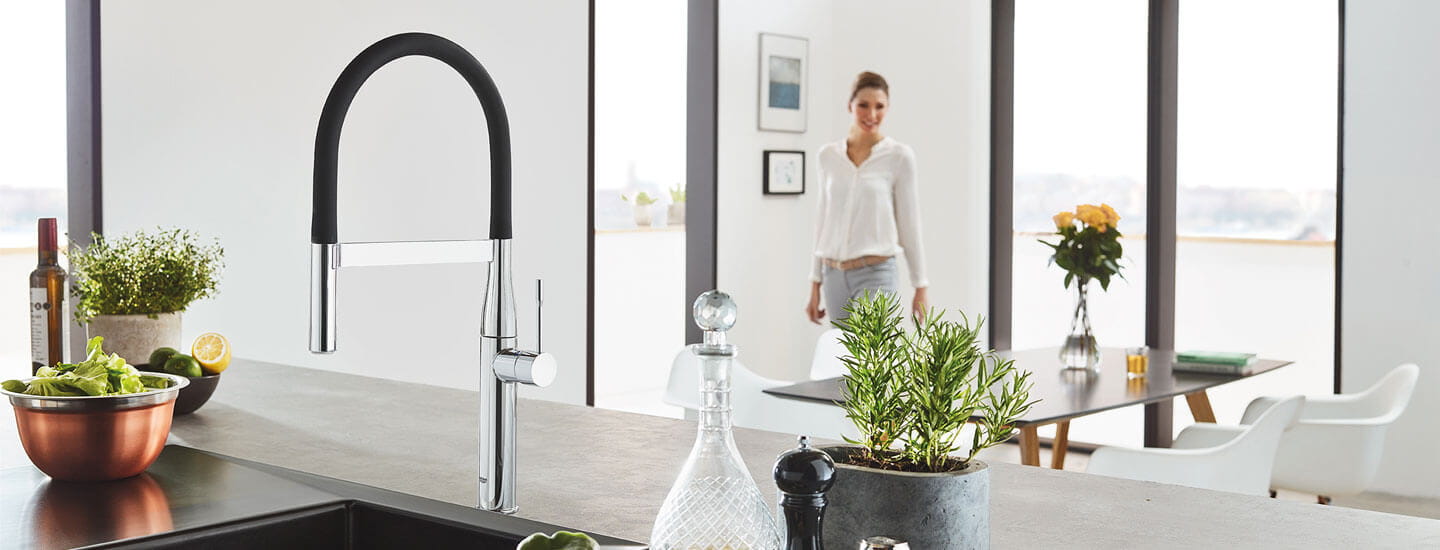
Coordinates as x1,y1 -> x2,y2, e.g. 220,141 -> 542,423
23,377 -> 85,396
516,531 -> 598,550
67,228 -> 224,323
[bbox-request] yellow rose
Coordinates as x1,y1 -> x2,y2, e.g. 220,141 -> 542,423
1053,211 -> 1075,229
1101,203 -> 1121,226
1076,204 -> 1107,228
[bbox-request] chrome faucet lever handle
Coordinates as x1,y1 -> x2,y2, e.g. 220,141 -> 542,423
495,281 -> 554,388
494,350 -> 557,387
535,279 -> 543,353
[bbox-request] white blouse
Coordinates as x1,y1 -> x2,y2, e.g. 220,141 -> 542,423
809,136 -> 929,288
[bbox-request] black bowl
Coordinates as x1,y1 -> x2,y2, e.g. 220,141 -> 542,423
137,365 -> 220,415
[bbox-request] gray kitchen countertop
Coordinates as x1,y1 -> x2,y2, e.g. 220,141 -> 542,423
6,358 -> 1440,547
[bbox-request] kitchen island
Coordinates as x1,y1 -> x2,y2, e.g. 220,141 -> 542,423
4,359 -> 1439,547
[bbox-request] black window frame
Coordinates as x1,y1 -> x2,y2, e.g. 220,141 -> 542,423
988,0 -> 1346,445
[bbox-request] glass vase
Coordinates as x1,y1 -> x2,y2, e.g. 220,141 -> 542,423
1058,280 -> 1101,371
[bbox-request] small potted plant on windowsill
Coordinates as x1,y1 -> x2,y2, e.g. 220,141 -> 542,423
823,292 -> 1035,550
666,183 -> 686,226
621,192 -> 660,228
69,228 -> 224,366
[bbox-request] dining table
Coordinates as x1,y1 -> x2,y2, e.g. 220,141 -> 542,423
762,347 -> 1292,468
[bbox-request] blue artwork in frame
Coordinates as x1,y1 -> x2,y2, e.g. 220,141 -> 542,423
759,33 -> 808,132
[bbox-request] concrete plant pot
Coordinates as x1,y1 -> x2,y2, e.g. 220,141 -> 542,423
822,446 -> 990,550
86,312 -> 182,366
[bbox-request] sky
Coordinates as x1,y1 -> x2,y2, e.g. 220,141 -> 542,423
0,1 -> 66,192
1015,0 -> 1339,192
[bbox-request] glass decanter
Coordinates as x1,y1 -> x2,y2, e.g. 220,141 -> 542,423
650,290 -> 782,550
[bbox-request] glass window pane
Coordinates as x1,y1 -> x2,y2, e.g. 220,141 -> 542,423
1,1 -> 67,374
593,0 -> 688,417
1175,0 -> 1338,430
1013,0 -> 1148,447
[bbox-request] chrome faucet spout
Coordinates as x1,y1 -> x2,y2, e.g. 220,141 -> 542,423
306,32 -> 550,514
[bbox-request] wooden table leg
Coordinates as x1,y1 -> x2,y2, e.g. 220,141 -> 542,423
1050,420 -> 1071,470
1185,391 -> 1217,423
1019,425 -> 1040,466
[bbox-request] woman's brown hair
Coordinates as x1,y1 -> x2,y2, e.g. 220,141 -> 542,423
849,71 -> 889,102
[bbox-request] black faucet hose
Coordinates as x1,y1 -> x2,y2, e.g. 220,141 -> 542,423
312,32 -> 513,243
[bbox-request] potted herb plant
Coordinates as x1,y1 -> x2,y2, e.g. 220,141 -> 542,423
621,192 -> 660,228
69,228 -> 224,366
666,183 -> 686,226
824,291 -> 1035,550
1038,203 -> 1124,370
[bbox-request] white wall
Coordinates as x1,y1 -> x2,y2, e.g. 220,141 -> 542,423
718,0 -> 991,381
1343,0 -> 1440,498
99,0 -> 589,404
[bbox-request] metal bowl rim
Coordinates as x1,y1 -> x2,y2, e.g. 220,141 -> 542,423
3,372 -> 190,412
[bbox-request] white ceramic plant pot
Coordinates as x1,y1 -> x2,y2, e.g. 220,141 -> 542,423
86,312 -> 182,366
667,203 -> 685,226
633,204 -> 653,228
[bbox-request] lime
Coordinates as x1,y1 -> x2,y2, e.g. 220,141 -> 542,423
163,354 -> 203,378
149,347 -> 180,368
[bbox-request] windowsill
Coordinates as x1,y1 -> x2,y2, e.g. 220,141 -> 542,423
1015,231 -> 1335,247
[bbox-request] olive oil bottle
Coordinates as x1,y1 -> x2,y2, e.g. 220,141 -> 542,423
29,218 -> 67,374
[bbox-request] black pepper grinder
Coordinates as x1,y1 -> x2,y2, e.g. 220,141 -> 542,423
773,435 -> 837,550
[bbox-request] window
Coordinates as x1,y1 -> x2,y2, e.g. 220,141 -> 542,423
593,0 -> 688,416
1174,0 -> 1338,428
1012,0 -> 1149,447
1,1 -> 67,373
999,0 -> 1339,448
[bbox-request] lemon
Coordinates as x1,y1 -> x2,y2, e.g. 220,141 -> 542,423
191,332 -> 232,375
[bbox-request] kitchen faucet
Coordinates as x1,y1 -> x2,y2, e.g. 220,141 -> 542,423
307,32 -> 555,514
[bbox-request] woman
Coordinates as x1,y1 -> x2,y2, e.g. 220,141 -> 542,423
806,71 -> 929,324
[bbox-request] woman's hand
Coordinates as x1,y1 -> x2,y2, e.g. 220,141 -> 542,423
911,287 -> 929,321
806,282 -> 825,325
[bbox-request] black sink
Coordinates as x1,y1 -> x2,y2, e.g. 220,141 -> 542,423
1,446 -> 643,550
94,500 -> 529,549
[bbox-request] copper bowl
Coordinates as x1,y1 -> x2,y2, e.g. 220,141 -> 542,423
2,373 -> 189,482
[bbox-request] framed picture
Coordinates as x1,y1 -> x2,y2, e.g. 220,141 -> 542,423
758,33 -> 808,132
763,150 -> 806,195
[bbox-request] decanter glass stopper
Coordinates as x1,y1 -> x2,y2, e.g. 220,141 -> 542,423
693,290 -> 737,350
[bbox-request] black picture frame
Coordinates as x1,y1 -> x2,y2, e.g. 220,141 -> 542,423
762,150 -> 805,195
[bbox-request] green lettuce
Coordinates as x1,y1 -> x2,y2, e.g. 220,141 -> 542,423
69,361 -> 113,396
516,532 -> 598,550
138,375 -> 172,389
3,337 -> 165,397
23,377 -> 86,397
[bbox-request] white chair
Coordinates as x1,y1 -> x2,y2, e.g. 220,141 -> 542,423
663,347 -> 857,440
808,328 -> 847,380
1242,363 -> 1419,502
663,349 -> 784,412
1087,395 -> 1304,496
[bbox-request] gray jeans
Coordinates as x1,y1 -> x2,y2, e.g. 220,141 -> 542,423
823,258 -> 899,322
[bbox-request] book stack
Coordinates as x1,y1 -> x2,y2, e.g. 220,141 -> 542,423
1173,351 -> 1258,375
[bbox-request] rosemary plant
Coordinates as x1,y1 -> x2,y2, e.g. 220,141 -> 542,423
836,291 -> 1036,473
835,291 -> 908,459
68,228 -> 225,322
